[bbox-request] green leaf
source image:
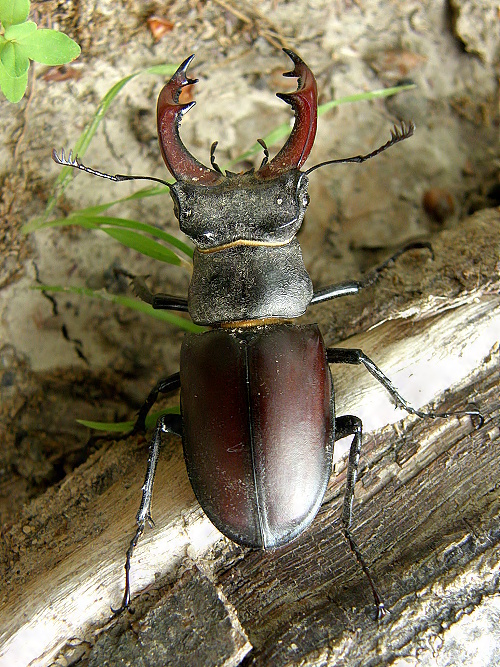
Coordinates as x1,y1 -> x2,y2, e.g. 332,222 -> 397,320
0,40 -> 29,77
4,19 -> 36,40
32,284 -> 204,333
73,214 -> 192,258
0,58 -> 27,102
317,83 -> 416,115
19,28 -> 80,65
101,227 -> 182,265
23,213 -> 194,262
0,0 -> 30,28
24,187 -> 169,232
76,406 -> 181,432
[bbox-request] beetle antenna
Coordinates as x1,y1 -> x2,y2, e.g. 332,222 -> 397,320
257,138 -> 269,168
52,148 -> 172,188
305,121 -> 415,175
210,142 -> 224,174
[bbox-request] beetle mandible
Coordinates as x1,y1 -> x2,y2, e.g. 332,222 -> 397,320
53,50 -> 482,617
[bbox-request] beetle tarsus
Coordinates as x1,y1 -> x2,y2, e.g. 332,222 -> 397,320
359,240 -> 433,289
343,526 -> 388,617
376,603 -> 389,620
335,414 -> 388,616
111,522 -> 144,614
311,241 -> 433,304
327,347 -> 484,425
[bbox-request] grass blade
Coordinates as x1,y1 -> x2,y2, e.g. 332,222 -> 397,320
224,82 -> 416,167
77,406 -> 180,432
24,213 -> 194,264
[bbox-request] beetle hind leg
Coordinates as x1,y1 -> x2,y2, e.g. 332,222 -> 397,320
336,415 -> 387,619
112,413 -> 183,614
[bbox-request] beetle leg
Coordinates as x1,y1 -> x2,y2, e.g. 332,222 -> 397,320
336,415 -> 363,530
112,413 -> 183,614
150,294 -> 189,311
327,348 -> 483,424
114,268 -> 189,312
310,241 -> 432,305
310,280 -> 362,305
335,415 -> 387,619
132,372 -> 181,433
130,274 -> 188,311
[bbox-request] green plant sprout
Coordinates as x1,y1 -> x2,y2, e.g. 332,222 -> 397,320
23,64 -> 414,432
0,0 -> 80,103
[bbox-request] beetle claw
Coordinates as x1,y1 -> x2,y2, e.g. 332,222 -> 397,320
376,603 -> 390,620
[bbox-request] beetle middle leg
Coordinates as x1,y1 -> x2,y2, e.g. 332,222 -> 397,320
327,347 -> 483,422
113,412 -> 183,614
132,372 -> 181,433
335,415 -> 387,618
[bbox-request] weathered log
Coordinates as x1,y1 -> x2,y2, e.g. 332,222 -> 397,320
0,209 -> 498,666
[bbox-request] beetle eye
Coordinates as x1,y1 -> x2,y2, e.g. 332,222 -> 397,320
169,189 -> 181,220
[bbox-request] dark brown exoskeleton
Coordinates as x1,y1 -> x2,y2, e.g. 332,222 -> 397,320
53,50 -> 482,617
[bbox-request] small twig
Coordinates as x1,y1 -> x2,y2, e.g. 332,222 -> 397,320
211,0 -> 252,24
211,0 -> 288,49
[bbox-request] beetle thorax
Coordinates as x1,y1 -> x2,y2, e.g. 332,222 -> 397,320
170,170 -> 313,326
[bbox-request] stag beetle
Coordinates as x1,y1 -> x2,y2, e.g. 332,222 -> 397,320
53,50 -> 482,617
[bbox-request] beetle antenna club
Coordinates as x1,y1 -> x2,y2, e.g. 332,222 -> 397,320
53,50 -> 483,618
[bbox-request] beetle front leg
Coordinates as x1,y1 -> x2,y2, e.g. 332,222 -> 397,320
310,241 -> 432,306
335,415 -> 387,618
113,413 -> 183,614
115,268 -> 189,312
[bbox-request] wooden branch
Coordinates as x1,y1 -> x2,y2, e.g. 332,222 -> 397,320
0,209 -> 498,666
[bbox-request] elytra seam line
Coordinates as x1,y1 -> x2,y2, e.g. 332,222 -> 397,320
244,342 -> 267,548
